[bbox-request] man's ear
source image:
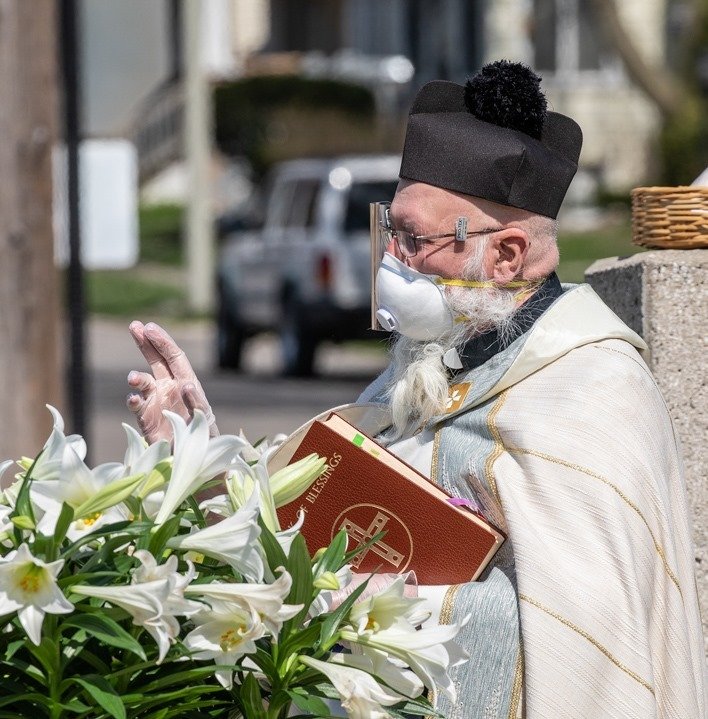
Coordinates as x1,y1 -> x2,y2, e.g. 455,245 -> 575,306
490,228 -> 529,284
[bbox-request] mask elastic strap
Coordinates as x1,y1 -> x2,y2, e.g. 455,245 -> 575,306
436,279 -> 531,288
437,277 -> 545,305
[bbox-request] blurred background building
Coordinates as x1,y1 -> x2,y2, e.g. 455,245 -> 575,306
81,0 -> 707,210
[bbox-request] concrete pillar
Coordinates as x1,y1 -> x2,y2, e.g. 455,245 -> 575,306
585,249 -> 707,649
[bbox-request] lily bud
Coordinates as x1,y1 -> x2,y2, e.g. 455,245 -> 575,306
314,570 -> 341,591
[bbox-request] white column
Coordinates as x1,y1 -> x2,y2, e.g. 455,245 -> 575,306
183,0 -> 214,314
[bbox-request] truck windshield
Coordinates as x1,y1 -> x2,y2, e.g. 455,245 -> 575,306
344,181 -> 399,233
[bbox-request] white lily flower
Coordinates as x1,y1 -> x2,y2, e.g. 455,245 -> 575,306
31,444 -> 126,539
0,505 -> 12,536
167,488 -> 264,581
122,424 -> 170,478
0,460 -> 15,501
330,650 -> 424,703
274,508 -> 305,555
225,450 -> 324,534
153,411 -> 247,525
184,599 -> 266,688
0,544 -> 73,645
226,456 -> 276,531
197,492 -> 232,518
299,655 -> 405,719
237,431 -> 287,463
72,579 -> 178,662
348,577 -> 430,634
132,550 -> 203,619
340,619 -> 468,702
20,405 -> 87,482
184,569 -> 301,634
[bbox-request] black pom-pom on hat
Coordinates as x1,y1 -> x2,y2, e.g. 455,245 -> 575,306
398,61 -> 583,218
464,60 -> 547,140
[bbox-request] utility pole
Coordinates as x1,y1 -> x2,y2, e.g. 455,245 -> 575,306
59,0 -> 89,443
0,0 -> 62,465
183,0 -> 215,313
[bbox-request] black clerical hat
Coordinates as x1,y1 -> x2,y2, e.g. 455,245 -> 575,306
399,62 -> 583,219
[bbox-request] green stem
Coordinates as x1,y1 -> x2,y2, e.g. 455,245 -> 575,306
46,619 -> 63,719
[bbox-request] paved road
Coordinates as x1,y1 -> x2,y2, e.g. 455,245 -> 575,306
89,317 -> 389,464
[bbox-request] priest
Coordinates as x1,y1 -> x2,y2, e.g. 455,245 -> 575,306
126,61 -> 706,717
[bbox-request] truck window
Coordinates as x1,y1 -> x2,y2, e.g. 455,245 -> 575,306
344,181 -> 399,233
286,179 -> 320,229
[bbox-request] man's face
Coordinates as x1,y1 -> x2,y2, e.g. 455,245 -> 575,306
387,180 -> 492,280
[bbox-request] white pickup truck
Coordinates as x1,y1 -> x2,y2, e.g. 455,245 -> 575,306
216,155 -> 400,376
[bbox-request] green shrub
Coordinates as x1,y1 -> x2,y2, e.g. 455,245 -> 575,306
214,75 -> 378,177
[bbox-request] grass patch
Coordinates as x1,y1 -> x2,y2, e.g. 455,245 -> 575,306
87,271 -> 184,317
139,204 -> 183,265
557,217 -> 642,282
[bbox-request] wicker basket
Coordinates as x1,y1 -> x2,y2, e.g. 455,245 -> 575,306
631,185 -> 708,249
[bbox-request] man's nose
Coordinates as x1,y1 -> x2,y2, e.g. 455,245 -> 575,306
384,234 -> 410,264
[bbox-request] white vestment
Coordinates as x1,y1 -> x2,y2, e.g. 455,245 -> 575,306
283,285 -> 707,717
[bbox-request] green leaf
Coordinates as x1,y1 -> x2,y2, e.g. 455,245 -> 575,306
147,514 -> 181,557
283,533 -> 315,635
12,451 -> 41,539
137,665 -> 229,694
61,520 -> 151,560
342,530 -> 386,565
72,675 -> 126,719
312,530 -> 348,575
53,502 -> 76,546
318,576 -> 370,647
286,688 -> 331,717
286,533 -> 314,607
240,672 -> 267,719
257,516 -> 288,571
279,623 -> 322,660
60,613 -> 147,660
73,472 -> 145,520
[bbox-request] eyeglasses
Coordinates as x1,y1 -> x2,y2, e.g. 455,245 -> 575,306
375,201 -> 502,258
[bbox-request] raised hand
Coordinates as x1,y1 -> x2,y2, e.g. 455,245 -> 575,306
126,321 -> 218,444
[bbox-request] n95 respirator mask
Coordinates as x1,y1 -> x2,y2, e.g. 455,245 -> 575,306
375,253 -> 459,341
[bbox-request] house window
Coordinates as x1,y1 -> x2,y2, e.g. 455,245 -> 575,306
532,0 -> 614,77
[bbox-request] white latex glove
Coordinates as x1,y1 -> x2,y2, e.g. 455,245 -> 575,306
126,321 -> 219,444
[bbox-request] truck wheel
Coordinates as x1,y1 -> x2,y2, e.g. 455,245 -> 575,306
280,301 -> 317,377
217,298 -> 245,371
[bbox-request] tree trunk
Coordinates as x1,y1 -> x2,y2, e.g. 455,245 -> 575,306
589,0 -> 685,119
0,0 -> 62,467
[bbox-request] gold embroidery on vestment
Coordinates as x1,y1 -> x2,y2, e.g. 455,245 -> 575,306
519,593 -> 655,695
507,638 -> 524,718
446,382 -> 473,413
484,391 -> 509,501
431,425 -> 442,488
507,445 -> 683,597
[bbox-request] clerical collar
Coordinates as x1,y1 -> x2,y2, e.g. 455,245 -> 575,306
453,272 -> 564,372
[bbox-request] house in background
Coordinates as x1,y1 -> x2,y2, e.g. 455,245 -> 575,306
82,0 -> 672,203
262,0 -> 668,197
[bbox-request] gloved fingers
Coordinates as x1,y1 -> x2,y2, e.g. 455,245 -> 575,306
126,391 -> 145,415
127,370 -> 156,397
143,322 -> 196,382
182,383 -> 219,436
129,320 -> 173,381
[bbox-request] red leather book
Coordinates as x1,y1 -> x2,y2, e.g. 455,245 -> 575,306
275,414 -> 505,585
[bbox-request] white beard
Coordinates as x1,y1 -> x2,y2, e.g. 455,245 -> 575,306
384,249 -> 522,441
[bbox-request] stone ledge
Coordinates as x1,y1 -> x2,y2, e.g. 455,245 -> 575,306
586,249 -> 708,653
